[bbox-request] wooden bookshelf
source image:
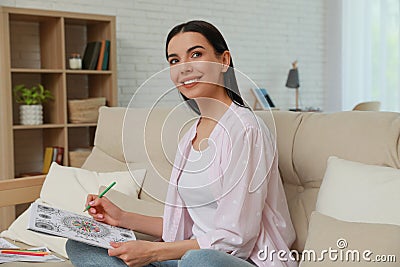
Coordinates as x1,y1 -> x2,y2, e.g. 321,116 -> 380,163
0,7 -> 117,230
11,68 -> 64,73
66,70 -> 113,74
13,124 -> 66,130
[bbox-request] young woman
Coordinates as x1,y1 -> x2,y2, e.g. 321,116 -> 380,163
66,20 -> 296,267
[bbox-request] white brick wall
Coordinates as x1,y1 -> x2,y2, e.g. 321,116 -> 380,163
1,0 -> 326,110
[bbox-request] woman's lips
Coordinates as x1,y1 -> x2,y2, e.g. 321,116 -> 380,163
182,82 -> 199,89
180,78 -> 200,89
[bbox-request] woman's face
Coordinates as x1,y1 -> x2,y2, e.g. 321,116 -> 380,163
167,32 -> 230,100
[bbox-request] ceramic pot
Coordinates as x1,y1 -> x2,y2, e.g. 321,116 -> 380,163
19,105 -> 43,125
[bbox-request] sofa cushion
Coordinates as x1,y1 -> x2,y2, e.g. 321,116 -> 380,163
256,111 -> 303,186
256,111 -> 400,251
300,211 -> 400,266
82,147 -> 128,172
293,112 -> 400,184
316,156 -> 400,225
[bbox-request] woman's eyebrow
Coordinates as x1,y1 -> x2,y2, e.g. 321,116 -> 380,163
167,45 -> 205,59
167,53 -> 178,59
187,45 -> 205,53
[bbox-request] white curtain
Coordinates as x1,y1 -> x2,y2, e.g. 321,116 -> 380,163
342,0 -> 400,111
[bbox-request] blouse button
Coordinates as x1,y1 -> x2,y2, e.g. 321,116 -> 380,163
297,186 -> 304,193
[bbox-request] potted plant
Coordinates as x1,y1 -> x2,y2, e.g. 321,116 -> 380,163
13,84 -> 54,125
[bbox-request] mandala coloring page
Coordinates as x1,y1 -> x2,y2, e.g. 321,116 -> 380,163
28,203 -> 136,249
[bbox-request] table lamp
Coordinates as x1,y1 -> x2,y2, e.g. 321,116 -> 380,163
286,60 -> 300,111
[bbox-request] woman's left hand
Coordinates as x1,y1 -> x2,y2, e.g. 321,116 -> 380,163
108,240 -> 159,267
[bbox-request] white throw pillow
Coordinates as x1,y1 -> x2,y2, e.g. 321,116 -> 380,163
40,162 -> 146,213
0,163 -> 146,258
316,156 -> 400,225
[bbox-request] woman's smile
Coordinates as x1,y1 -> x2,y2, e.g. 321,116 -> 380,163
182,80 -> 198,89
179,76 -> 202,89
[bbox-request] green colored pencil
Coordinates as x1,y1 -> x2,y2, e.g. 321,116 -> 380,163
83,181 -> 116,212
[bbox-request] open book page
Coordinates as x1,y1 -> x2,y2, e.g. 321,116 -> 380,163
28,203 -> 136,249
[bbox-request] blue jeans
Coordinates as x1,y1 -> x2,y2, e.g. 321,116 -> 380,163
66,239 -> 255,267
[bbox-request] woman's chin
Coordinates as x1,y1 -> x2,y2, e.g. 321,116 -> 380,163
178,85 -> 202,99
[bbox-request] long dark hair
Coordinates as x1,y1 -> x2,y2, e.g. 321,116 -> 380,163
165,20 -> 248,115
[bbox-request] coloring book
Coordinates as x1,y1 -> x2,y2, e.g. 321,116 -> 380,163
28,203 -> 136,249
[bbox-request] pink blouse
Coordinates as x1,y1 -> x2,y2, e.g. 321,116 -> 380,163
162,102 -> 297,267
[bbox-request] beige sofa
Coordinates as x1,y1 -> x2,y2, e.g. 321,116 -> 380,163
1,106 -> 399,266
83,106 -> 400,251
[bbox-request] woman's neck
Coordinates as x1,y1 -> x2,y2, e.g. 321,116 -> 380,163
195,94 -> 233,122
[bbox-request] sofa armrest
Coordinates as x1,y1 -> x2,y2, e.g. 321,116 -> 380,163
0,176 -> 45,207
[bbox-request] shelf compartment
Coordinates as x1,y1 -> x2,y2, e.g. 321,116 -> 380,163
68,126 -> 95,151
9,13 -> 63,69
13,128 -> 66,177
67,125 -> 94,167
11,72 -> 65,125
66,73 -> 114,105
64,18 -> 112,71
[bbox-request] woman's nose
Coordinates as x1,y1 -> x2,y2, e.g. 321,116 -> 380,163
179,61 -> 193,74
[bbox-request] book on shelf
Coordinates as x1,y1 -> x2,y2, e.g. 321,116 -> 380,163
102,40 -> 111,70
82,40 -> 110,70
42,147 -> 53,174
82,41 -> 102,70
96,40 -> 106,70
55,147 -> 64,165
51,147 -> 58,163
42,146 -> 64,174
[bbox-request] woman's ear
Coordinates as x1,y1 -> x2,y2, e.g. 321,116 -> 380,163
221,51 -> 231,73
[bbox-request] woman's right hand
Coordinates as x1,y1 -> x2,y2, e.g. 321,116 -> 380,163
86,194 -> 124,227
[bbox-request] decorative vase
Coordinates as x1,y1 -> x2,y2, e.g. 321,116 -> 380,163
19,105 -> 43,125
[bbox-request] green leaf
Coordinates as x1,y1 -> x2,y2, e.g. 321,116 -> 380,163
12,83 -> 54,105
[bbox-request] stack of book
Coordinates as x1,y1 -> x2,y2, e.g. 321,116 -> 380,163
42,147 -> 64,174
82,40 -> 111,70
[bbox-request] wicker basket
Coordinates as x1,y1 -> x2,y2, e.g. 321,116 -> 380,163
69,149 -> 92,168
68,97 -> 106,123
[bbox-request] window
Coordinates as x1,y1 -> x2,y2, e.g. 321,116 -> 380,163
342,0 -> 399,111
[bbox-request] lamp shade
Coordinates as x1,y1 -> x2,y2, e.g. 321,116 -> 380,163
286,68 -> 299,89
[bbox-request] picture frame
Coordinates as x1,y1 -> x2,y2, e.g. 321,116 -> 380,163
250,88 -> 276,110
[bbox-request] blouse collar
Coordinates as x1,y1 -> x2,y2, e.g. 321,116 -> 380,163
187,101 -> 237,143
